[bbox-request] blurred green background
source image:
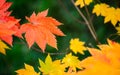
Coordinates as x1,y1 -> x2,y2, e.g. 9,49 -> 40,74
0,0 -> 119,74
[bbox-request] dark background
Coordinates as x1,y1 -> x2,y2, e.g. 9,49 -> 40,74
0,0 -> 119,74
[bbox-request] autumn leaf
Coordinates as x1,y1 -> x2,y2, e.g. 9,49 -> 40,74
70,38 -> 86,54
93,3 -> 120,26
80,52 -> 120,75
98,39 -> 120,67
0,26 -> 15,36
79,39 -> 120,75
16,64 -> 40,75
75,0 -> 93,8
0,0 -> 12,16
20,9 -> 65,52
0,40 -> 10,55
87,48 -> 111,64
62,53 -> 81,71
92,3 -> 110,16
0,0 -> 22,45
39,54 -> 65,75
0,19 -> 21,45
79,57 -> 120,75
104,7 -> 118,26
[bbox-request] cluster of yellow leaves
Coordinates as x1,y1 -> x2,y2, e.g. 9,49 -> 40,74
16,38 -> 120,75
75,0 -> 93,8
93,3 -> 120,26
16,53 -> 81,75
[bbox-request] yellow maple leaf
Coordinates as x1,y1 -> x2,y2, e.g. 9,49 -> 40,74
62,53 -> 81,71
39,54 -> 65,75
0,40 -> 10,55
92,3 -> 110,16
104,7 -> 118,26
75,0 -> 93,8
16,64 -> 40,75
70,38 -> 86,54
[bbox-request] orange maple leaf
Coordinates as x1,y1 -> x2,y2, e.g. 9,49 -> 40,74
20,9 -> 65,52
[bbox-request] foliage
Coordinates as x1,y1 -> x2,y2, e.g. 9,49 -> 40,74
39,54 -> 65,75
70,38 -> 86,54
20,9 -> 65,52
0,0 -> 120,75
93,3 -> 120,26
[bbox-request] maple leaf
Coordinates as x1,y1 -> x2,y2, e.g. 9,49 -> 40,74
0,19 -> 21,45
20,9 -> 65,52
79,57 -> 120,75
75,0 -> 93,8
80,52 -> 120,75
0,0 -> 12,16
0,0 -> 22,45
92,3 -> 110,16
62,53 -> 81,71
93,3 -> 120,26
0,25 -> 15,36
16,64 -> 40,75
39,54 -> 65,75
79,39 -> 120,75
104,7 -> 118,26
0,40 -> 10,55
98,39 -> 120,67
70,38 -> 86,54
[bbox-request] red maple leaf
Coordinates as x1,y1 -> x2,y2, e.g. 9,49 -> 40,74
0,19 -> 21,45
0,0 -> 22,46
20,9 -> 65,52
0,0 -> 12,16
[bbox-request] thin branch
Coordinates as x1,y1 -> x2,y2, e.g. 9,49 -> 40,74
71,0 -> 100,44
71,0 -> 89,25
18,38 -> 70,55
83,0 -> 100,44
31,46 -> 70,55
